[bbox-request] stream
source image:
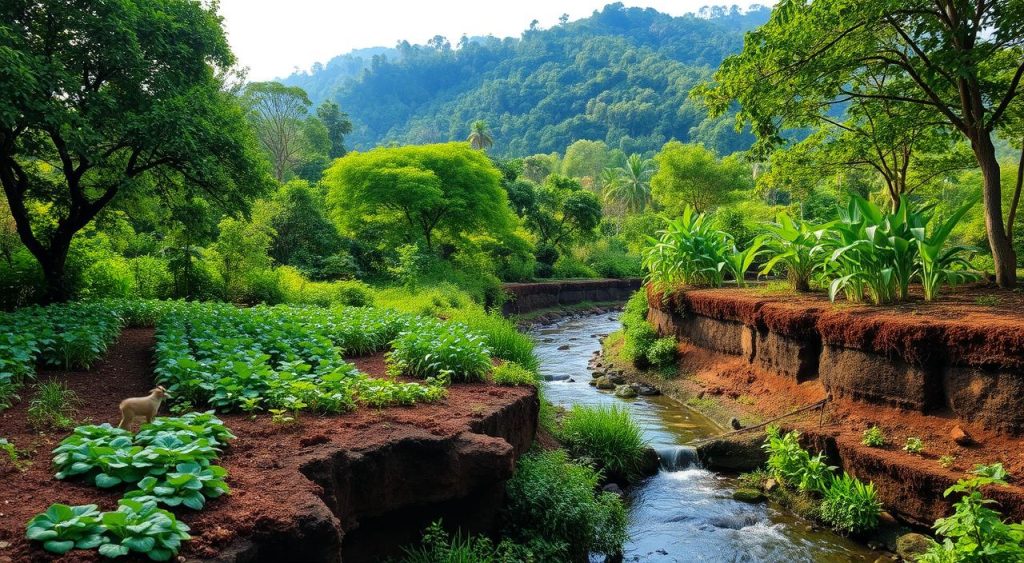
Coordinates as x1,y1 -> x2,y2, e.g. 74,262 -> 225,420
533,312 -> 876,563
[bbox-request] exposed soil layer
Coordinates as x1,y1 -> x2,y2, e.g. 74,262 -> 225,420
0,330 -> 537,563
648,284 -> 1024,433
627,284 -> 1024,525
502,278 -> 641,315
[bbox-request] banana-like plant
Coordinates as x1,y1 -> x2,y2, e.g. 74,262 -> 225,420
642,206 -> 730,288
724,236 -> 767,287
760,213 -> 826,291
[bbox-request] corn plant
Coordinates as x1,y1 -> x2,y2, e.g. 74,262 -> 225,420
723,236 -> 767,287
912,197 -> 980,301
760,212 -> 826,291
642,206 -> 730,288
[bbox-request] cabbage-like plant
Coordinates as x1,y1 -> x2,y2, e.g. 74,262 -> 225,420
98,499 -> 191,560
25,503 -> 106,555
386,320 -> 492,382
125,462 -> 230,510
760,212 -> 826,291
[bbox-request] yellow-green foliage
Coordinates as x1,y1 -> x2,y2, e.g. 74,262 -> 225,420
492,362 -> 538,386
277,266 -> 373,307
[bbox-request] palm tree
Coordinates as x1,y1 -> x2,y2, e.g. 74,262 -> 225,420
467,120 -> 494,151
603,154 -> 654,213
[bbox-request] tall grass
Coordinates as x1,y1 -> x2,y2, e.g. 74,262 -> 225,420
448,308 -> 538,372
558,404 -> 648,481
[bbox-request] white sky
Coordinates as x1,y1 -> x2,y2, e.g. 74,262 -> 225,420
218,1 -> 772,80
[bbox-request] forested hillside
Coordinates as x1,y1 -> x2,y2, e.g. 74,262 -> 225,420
282,3 -> 771,156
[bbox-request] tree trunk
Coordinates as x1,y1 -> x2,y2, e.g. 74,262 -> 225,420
975,134 -> 1017,288
38,242 -> 72,304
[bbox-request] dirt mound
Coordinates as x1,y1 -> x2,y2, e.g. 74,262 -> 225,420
0,331 -> 537,562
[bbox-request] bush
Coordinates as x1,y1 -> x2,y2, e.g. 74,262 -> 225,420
239,269 -> 285,305
551,255 -> 598,279
334,280 -> 373,306
503,450 -> 628,561
819,473 -> 882,535
387,319 -> 492,382
448,308 -> 538,371
492,362 -> 537,386
621,290 -> 656,368
558,404 -> 647,481
645,337 -> 677,368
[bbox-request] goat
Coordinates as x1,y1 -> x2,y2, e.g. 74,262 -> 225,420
117,386 -> 169,429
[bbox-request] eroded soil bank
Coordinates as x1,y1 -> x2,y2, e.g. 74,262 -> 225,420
633,284 -> 1024,526
0,330 -> 537,562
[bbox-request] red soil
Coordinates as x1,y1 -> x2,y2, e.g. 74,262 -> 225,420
652,283 -> 1024,369
0,330 -> 535,562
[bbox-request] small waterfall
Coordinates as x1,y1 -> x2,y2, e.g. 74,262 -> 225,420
656,445 -> 700,471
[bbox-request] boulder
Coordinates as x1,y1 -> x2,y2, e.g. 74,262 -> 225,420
609,374 -> 626,385
638,446 -> 660,477
951,425 -> 973,446
595,376 -> 616,390
614,385 -> 638,399
896,533 -> 934,561
732,488 -> 765,503
764,478 -> 778,492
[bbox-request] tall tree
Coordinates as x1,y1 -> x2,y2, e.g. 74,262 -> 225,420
0,0 -> 271,301
651,142 -> 750,215
699,0 -> 1024,287
603,154 -> 655,213
525,175 -> 603,250
467,120 -> 494,151
243,82 -> 326,181
316,101 -> 353,159
324,143 -> 513,250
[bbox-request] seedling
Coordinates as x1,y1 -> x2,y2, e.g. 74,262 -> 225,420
903,437 -> 924,454
861,426 -> 885,447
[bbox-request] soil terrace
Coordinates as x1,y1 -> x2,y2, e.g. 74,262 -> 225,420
0,329 -> 537,563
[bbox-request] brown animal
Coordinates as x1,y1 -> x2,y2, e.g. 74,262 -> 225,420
118,386 -> 169,429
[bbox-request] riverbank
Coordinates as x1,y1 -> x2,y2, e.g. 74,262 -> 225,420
602,284 -> 1024,527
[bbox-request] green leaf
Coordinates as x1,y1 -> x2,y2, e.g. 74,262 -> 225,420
99,543 -> 131,558
43,539 -> 75,554
95,473 -> 123,488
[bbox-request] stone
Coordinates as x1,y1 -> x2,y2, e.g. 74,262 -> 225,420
878,511 -> 898,526
609,374 -> 626,385
567,378 -> 575,383
588,379 -> 598,387
873,556 -> 897,563
763,478 -> 778,492
951,425 -> 973,446
557,344 -> 570,351
732,488 -> 765,503
602,483 -> 623,496
896,533 -> 934,561
595,376 -> 616,390
729,417 -> 743,430
614,385 -> 638,398
636,384 -> 660,396
638,446 -> 660,477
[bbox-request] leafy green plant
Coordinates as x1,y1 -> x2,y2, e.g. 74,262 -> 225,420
819,472 -> 882,534
25,503 -> 106,555
401,520 -> 529,563
862,426 -> 885,447
491,362 -> 537,386
0,437 -> 29,471
27,381 -> 79,429
125,462 -> 230,510
387,319 -> 492,382
760,212 -> 824,291
621,290 -> 656,368
558,404 -> 648,481
912,197 -> 980,301
723,236 -> 767,287
448,308 -> 538,372
504,450 -> 627,561
98,499 -> 191,560
920,463 -> 1024,562
269,408 -> 295,424
939,455 -> 956,469
764,426 -> 813,485
904,437 -> 924,455
642,206 -> 730,288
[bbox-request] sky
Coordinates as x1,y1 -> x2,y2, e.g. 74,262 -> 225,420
217,1 -> 772,81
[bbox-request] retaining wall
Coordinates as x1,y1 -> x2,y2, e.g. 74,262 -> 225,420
501,278 -> 642,315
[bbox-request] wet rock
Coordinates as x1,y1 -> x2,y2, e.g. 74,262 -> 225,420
873,557 -> 897,563
602,483 -> 624,496
732,488 -> 765,503
951,425 -> 973,446
695,433 -> 768,472
595,376 -> 616,390
614,385 -> 637,399
632,383 -> 660,396
729,417 -> 743,430
896,533 -> 934,561
588,379 -> 598,387
567,378 -> 575,383
707,512 -> 760,529
638,446 -> 660,477
609,374 -> 626,385
878,511 -> 898,526
557,344 -> 571,351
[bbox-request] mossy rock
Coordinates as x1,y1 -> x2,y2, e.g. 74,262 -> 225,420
594,376 -> 615,390
896,533 -> 934,561
614,384 -> 637,398
732,488 -> 765,503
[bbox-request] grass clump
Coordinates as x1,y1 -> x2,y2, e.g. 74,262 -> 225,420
27,381 -> 79,429
819,473 -> 882,534
449,308 -> 538,372
401,521 -> 528,563
503,450 -> 627,562
558,404 -> 647,482
491,362 -> 537,386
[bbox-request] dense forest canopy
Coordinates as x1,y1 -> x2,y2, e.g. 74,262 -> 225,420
281,3 -> 771,156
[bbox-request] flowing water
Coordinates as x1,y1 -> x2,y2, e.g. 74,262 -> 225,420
534,312 -> 876,563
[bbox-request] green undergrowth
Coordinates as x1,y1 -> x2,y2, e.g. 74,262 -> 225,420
557,404 -> 648,482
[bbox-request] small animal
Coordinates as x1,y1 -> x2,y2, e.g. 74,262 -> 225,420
118,386 -> 169,429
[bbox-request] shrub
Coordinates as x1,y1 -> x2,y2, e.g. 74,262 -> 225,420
621,290 -> 656,367
448,308 -> 538,372
920,463 -> 1024,562
763,426 -> 836,495
503,450 -> 628,561
861,426 -> 885,447
643,206 -> 731,288
558,404 -> 648,481
819,472 -> 882,534
387,319 -> 492,382
645,337 -> 677,368
492,362 -> 537,386
552,255 -> 599,279
334,280 -> 373,306
904,437 -> 924,454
